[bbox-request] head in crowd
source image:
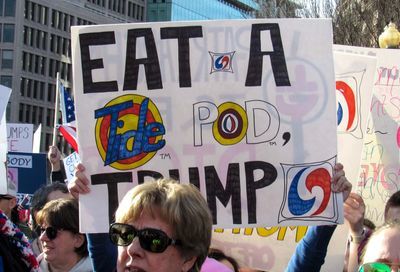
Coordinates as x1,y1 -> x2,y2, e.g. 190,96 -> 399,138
0,194 -> 17,218
208,248 -> 240,272
30,182 -> 70,235
112,178 -> 212,272
360,221 -> 400,272
384,190 -> 400,222
36,198 -> 88,270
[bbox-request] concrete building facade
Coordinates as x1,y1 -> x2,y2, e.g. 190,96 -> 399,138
0,0 -> 146,153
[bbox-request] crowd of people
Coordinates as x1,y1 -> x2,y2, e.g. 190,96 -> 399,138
0,145 -> 399,272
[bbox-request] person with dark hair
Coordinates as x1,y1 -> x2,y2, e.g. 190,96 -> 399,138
47,145 -> 66,183
36,198 -> 92,271
384,190 -> 400,222
208,248 -> 240,272
29,182 -> 71,256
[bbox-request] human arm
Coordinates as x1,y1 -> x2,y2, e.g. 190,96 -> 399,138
285,163 -> 352,272
48,146 -> 66,183
344,193 -> 366,272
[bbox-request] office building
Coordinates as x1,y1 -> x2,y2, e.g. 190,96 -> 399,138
0,0 -> 146,153
147,0 -> 256,21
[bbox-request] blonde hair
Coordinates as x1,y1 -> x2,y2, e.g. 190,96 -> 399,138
115,179 -> 212,272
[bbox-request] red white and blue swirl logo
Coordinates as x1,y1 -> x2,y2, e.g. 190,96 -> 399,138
279,158 -> 339,224
336,80 -> 357,133
209,51 -> 235,74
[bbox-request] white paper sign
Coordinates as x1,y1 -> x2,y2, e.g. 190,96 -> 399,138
7,123 -> 34,153
72,19 -> 339,233
32,124 -> 42,153
357,49 -> 400,225
63,152 -> 81,183
0,86 -> 12,195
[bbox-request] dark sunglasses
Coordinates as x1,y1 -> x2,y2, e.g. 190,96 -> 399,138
40,226 -> 61,240
109,223 -> 181,253
359,262 -> 400,272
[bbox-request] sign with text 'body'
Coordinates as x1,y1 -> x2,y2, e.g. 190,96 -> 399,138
72,19 -> 340,233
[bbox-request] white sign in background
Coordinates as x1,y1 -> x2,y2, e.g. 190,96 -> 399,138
72,19 -> 340,233
63,152 -> 81,183
7,123 -> 33,153
0,85 -> 12,195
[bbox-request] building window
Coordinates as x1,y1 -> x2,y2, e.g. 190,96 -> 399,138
32,105 -> 37,124
0,75 -> 12,87
4,0 -> 15,17
25,104 -> 31,123
45,133 -> 51,149
20,78 -> 25,96
40,82 -> 45,99
38,106 -> 43,124
3,24 -> 14,42
0,0 -> 3,16
19,103 -> 24,122
1,50 -> 13,69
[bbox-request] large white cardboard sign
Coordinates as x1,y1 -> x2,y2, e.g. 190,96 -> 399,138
211,49 -> 378,272
356,49 -> 400,225
72,19 -> 340,233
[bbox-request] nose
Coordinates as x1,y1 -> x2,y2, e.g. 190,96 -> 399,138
39,230 -> 49,242
127,236 -> 144,258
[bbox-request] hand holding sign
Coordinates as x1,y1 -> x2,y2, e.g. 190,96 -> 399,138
68,163 -> 90,199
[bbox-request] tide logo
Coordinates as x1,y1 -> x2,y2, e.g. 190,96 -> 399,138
336,80 -> 356,131
279,158 -> 339,224
94,94 -> 165,170
209,51 -> 235,74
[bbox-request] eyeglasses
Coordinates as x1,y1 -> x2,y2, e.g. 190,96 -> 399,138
109,223 -> 181,253
40,226 -> 60,240
0,195 -> 13,200
359,262 -> 400,272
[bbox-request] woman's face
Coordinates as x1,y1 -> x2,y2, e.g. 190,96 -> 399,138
362,227 -> 400,271
116,209 -> 196,272
39,223 -> 84,267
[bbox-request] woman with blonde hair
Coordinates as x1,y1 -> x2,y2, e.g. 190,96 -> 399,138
110,178 -> 213,272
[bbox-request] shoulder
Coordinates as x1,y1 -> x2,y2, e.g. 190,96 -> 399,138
70,256 -> 93,272
201,257 -> 233,272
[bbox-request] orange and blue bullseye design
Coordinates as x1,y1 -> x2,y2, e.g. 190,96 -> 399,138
288,167 -> 331,216
336,80 -> 356,131
94,94 -> 165,170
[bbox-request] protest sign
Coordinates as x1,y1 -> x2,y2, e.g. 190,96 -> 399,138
32,124 -> 42,153
0,85 -> 12,195
72,19 -> 339,233
7,123 -> 34,153
7,152 -> 47,194
334,51 -> 377,183
211,49 -> 377,271
356,49 -> 400,225
63,151 -> 81,183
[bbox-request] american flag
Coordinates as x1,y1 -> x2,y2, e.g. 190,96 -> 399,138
57,81 -> 78,152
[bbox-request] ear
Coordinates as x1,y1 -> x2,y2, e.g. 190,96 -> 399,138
182,255 -> 197,272
73,233 -> 85,248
